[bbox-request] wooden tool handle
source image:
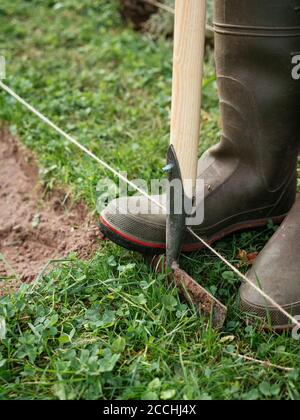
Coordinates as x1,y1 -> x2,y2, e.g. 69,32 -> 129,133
170,0 -> 206,198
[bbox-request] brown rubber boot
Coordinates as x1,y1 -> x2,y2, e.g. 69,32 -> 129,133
100,0 -> 300,254
240,197 -> 300,331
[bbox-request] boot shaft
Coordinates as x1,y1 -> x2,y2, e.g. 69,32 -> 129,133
213,0 -> 300,192
214,0 -> 300,28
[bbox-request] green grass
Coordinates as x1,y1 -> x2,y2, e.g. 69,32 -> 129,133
0,0 -> 299,400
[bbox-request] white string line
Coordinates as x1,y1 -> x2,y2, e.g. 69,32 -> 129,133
0,81 -> 164,211
1,80 -> 299,329
187,228 -> 300,329
142,0 -> 214,33
227,352 -> 294,373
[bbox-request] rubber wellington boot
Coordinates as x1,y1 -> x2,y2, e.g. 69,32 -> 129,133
240,197 -> 300,331
100,0 -> 300,254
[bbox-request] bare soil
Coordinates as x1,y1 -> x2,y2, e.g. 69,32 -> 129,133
0,128 -> 102,292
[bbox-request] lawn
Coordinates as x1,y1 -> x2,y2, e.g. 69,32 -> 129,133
0,0 -> 299,400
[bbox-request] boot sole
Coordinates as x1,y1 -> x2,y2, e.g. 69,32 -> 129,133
99,214 -> 286,255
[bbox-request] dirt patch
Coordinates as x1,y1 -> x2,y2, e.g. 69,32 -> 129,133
0,128 -> 102,292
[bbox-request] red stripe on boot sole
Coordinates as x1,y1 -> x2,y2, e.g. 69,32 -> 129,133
100,214 -> 286,253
